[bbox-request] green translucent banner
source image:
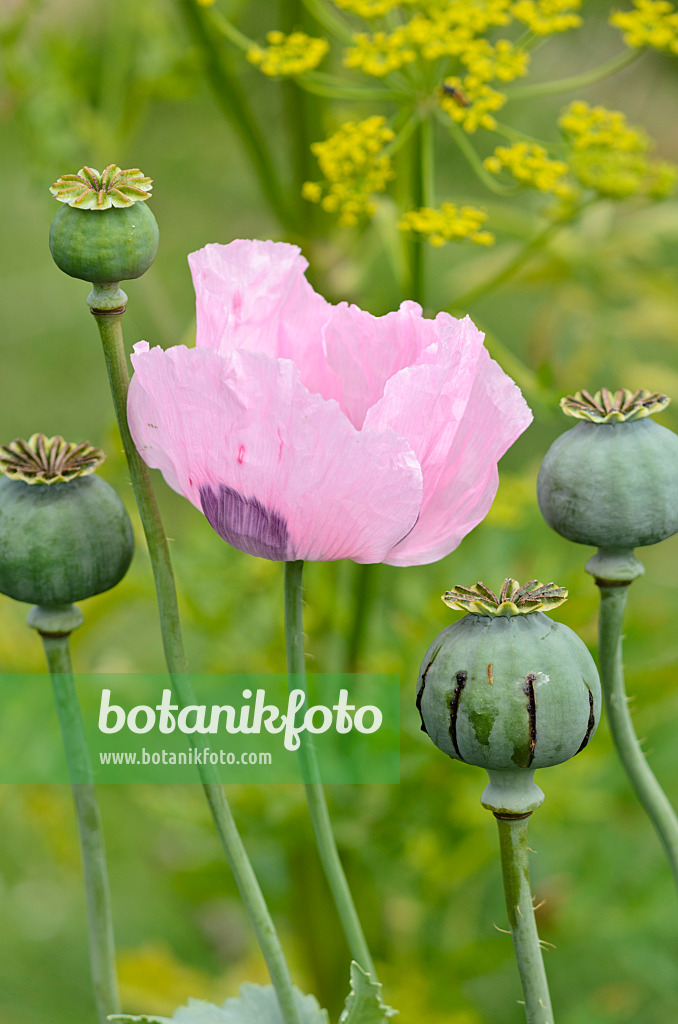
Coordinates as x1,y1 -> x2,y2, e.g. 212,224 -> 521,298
0,673 -> 400,784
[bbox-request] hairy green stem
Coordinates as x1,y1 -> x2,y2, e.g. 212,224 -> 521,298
38,625 -> 119,1024
176,0 -> 298,234
284,560 -> 377,979
596,580 -> 678,889
91,306 -> 301,1024
508,48 -> 640,100
496,815 -> 553,1024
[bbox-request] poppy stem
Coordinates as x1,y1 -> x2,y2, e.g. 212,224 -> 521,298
33,615 -> 119,1024
284,559 -> 377,980
595,575 -> 678,889
91,306 -> 302,1024
495,814 -> 554,1024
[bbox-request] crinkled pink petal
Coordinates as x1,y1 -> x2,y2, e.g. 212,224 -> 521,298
317,300 -> 438,429
128,342 -> 423,563
361,315 -> 532,565
188,241 -> 338,398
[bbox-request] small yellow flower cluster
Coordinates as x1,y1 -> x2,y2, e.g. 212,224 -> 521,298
344,2 -> 516,77
247,31 -> 329,77
344,29 -> 417,76
399,203 -> 495,246
302,116 -> 395,225
333,0 -> 409,16
559,101 -> 648,152
440,77 -> 507,132
610,0 -> 678,54
461,38 -> 530,86
559,101 -> 677,199
485,142 -> 576,197
511,0 -> 583,34
568,150 -> 677,198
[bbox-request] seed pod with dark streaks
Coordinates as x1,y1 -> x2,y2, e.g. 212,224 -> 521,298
416,580 -> 600,798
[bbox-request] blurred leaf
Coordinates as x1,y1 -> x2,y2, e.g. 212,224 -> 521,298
339,963 -> 397,1024
113,984 -> 330,1024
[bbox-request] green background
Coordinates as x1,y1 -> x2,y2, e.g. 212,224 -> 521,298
1,2 -> 678,1023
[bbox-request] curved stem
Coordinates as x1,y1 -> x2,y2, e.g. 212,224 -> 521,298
38,625 -> 119,1024
508,48 -> 641,100
176,0 -> 298,234
91,307 -> 301,1024
301,0 -> 355,43
297,71 -> 399,101
284,560 -> 377,979
596,580 -> 678,890
447,221 -> 562,311
496,815 -> 553,1024
436,110 -> 519,196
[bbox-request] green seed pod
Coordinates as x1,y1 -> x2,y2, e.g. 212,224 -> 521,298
0,435 -> 134,607
417,580 -> 601,813
538,388 -> 678,553
48,165 -> 158,302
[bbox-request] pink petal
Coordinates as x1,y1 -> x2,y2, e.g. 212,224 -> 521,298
318,300 -> 438,429
128,342 -> 423,563
188,241 -> 335,389
363,316 -> 532,566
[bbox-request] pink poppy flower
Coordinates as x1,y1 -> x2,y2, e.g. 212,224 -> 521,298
127,240 -> 532,566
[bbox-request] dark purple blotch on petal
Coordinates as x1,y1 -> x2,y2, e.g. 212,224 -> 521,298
200,484 -> 291,560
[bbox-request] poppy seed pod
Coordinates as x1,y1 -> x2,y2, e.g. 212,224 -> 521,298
48,165 -> 158,306
0,435 -> 134,607
537,388 -> 678,554
417,580 -> 601,814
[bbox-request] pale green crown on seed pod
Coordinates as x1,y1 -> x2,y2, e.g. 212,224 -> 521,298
561,387 -> 671,423
50,165 -> 153,210
0,434 -> 104,484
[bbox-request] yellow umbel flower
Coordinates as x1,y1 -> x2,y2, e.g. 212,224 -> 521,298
344,29 -> 417,76
303,116 -> 395,225
485,142 -> 576,197
404,14 -> 475,60
399,203 -> 495,246
511,0 -> 583,34
559,101 -> 677,199
247,31 -> 330,76
461,38 -> 530,85
559,101 -> 648,152
333,0 -> 408,15
610,0 -> 678,54
440,76 -> 507,132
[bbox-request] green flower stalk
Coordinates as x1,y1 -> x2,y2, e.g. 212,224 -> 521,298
417,579 -> 601,1024
538,387 -> 678,889
48,170 -> 302,1024
0,434 -> 132,1024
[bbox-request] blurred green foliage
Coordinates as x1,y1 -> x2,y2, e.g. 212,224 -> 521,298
2,1 -> 678,1023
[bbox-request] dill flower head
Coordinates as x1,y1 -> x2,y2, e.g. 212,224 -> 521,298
485,142 -> 576,198
344,29 -> 417,76
247,31 -> 329,76
440,76 -> 507,132
303,116 -> 395,225
334,0 -> 408,16
559,101 -> 677,199
512,0 -> 583,34
610,0 -> 678,54
398,203 -> 495,246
